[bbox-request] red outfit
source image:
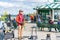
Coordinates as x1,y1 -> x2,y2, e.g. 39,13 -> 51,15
16,13 -> 24,26
30,15 -> 34,20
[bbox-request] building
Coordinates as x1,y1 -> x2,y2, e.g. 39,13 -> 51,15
54,0 -> 60,2
34,0 -> 60,23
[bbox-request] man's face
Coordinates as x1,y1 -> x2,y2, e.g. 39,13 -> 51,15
19,11 -> 23,14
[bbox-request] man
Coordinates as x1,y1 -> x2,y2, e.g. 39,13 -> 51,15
12,18 -> 17,29
48,19 -> 54,32
57,19 -> 60,32
16,10 -> 24,39
34,15 -> 36,23
0,16 -> 4,40
37,14 -> 43,30
30,15 -> 34,23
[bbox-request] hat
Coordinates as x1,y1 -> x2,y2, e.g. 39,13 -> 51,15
19,10 -> 23,12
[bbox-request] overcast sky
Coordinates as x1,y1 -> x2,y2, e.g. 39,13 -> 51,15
0,0 -> 53,15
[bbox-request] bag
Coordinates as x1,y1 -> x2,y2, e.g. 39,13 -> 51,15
49,20 -> 54,24
58,21 -> 60,24
15,15 -> 20,23
7,22 -> 11,27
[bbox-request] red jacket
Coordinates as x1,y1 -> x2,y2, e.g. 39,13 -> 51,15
16,13 -> 24,24
30,15 -> 34,20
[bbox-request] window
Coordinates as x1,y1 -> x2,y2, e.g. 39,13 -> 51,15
54,0 -> 60,2
54,10 -> 60,21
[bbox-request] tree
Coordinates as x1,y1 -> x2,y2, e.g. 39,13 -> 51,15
1,11 -> 8,21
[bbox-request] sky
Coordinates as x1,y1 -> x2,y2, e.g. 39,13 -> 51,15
0,0 -> 53,15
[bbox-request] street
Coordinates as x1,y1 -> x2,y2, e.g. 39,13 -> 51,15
4,23 -> 60,40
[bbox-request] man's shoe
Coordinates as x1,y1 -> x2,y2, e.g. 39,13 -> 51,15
49,30 -> 51,32
28,36 -> 33,39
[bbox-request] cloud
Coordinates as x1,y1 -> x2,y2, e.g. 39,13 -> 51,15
11,0 -> 25,1
0,2 -> 33,15
0,0 -> 49,8
0,2 -> 23,8
0,1 -> 33,9
11,0 -> 48,2
49,0 -> 53,2
0,2 -> 15,7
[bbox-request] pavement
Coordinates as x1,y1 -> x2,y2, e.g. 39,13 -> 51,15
4,23 -> 60,40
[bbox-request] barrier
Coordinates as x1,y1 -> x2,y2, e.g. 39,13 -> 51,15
37,23 -> 58,31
